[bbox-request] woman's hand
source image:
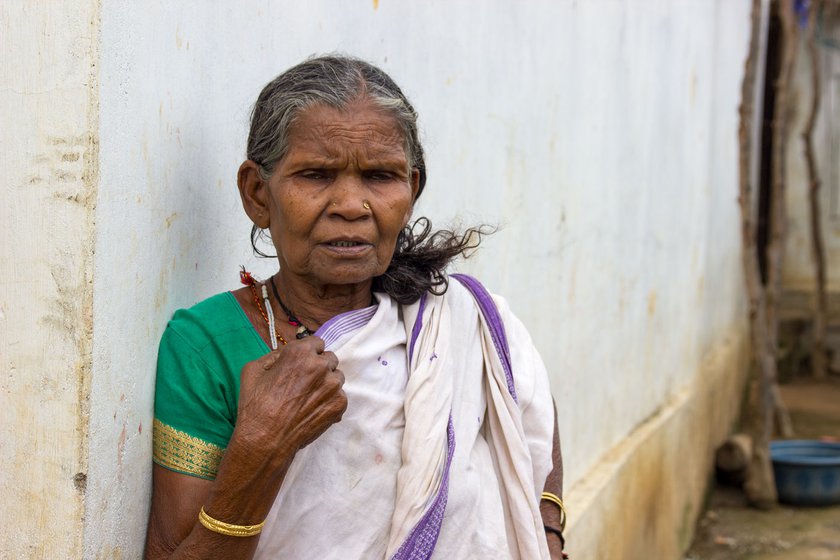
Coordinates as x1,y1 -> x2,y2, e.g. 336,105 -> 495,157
144,337 -> 346,560
234,336 -> 347,473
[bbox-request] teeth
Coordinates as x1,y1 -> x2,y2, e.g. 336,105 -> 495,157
331,241 -> 360,247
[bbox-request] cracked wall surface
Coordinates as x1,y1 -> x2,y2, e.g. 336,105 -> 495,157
2,2 -> 754,558
0,1 -> 99,557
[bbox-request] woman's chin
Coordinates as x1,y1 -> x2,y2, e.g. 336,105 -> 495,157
307,262 -> 386,289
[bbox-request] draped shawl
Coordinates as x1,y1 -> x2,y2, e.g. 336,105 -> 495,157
153,276 -> 554,559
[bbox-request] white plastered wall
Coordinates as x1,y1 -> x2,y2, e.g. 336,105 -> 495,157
0,1 -> 99,557
1,1 -> 755,558
87,1 -> 752,556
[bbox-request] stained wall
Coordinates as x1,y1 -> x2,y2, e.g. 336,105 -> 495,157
1,2 -> 756,558
0,1 -> 99,557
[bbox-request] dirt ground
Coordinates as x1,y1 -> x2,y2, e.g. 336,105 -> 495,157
684,378 -> 840,560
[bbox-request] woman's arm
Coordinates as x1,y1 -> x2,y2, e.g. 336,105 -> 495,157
145,336 -> 347,559
144,447 -> 278,559
145,468 -> 214,558
540,399 -> 566,559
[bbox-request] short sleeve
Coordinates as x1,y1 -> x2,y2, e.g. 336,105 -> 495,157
153,324 -> 236,480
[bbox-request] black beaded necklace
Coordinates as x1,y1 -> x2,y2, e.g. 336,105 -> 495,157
269,276 -> 314,339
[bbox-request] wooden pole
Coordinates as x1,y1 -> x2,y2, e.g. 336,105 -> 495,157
803,0 -> 828,379
738,0 -> 780,507
768,0 -> 798,437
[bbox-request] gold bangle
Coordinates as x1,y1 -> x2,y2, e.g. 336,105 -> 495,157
540,492 -> 567,532
198,506 -> 266,537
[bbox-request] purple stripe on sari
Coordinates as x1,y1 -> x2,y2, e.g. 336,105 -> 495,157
391,279 -> 516,558
314,304 -> 377,348
408,292 -> 428,366
390,415 -> 455,560
451,273 -> 517,402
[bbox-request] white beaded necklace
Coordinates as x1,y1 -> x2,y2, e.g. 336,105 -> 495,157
262,284 -> 279,351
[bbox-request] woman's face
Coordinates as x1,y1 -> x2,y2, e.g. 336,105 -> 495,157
263,99 -> 419,289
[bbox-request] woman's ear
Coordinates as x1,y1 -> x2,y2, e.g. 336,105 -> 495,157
238,160 -> 270,228
402,168 -> 421,226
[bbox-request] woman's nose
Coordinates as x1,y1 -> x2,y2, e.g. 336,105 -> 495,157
328,174 -> 371,220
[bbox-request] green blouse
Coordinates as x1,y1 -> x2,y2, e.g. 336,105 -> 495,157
153,291 -> 269,479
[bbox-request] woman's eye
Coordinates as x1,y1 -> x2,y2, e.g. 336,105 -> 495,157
366,170 -> 395,182
300,169 -> 329,180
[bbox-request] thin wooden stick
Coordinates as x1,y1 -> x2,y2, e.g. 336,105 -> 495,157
803,0 -> 828,379
766,0 -> 797,358
766,0 -> 797,438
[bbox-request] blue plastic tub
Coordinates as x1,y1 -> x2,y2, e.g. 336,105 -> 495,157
770,440 -> 840,506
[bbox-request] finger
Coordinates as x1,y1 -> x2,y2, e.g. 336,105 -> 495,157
330,368 -> 345,387
298,335 -> 326,354
259,348 -> 285,371
331,372 -> 348,417
316,368 -> 345,396
323,351 -> 339,371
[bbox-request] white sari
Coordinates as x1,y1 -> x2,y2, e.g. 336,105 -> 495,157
255,276 -> 554,559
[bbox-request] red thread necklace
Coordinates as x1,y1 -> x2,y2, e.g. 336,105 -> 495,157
240,267 -> 287,346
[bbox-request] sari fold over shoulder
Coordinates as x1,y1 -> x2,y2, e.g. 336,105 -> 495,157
154,280 -> 553,559
385,275 -> 550,560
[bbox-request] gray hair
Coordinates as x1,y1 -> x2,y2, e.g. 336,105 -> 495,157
246,55 -> 489,304
247,55 -> 427,195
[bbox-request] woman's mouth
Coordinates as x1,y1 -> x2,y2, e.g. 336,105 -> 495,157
322,240 -> 373,256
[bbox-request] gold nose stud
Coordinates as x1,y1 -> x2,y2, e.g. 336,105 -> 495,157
363,201 -> 371,210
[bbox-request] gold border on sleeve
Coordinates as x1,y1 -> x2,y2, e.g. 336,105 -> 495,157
153,418 -> 224,479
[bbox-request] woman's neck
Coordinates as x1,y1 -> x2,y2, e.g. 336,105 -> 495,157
270,272 -> 373,331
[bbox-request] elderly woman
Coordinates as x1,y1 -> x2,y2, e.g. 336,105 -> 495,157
145,55 -> 566,559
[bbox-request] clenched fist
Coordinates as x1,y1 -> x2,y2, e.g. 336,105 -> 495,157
233,336 -> 347,474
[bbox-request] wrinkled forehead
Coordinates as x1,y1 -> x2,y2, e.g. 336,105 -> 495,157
286,100 -> 409,162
